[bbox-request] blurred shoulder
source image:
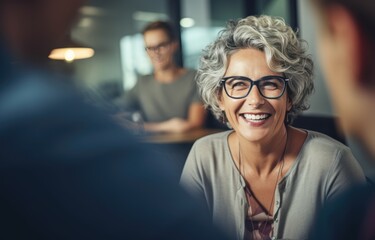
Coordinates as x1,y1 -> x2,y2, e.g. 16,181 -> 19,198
0,70 -> 80,120
0,69 -> 141,164
138,74 -> 154,82
186,68 -> 197,75
183,68 -> 197,79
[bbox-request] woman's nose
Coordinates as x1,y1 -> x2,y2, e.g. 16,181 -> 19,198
246,85 -> 265,106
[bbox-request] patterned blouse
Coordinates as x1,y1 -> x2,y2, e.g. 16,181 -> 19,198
244,186 -> 274,240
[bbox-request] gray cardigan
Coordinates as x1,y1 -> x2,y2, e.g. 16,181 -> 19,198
180,130 -> 366,240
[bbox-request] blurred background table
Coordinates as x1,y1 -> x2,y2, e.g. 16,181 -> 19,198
140,128 -> 224,144
140,128 -> 225,176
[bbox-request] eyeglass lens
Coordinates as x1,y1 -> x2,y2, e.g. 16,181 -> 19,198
145,41 -> 170,52
223,76 -> 287,99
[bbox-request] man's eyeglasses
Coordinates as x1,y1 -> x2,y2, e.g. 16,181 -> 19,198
145,41 -> 171,53
220,75 -> 289,99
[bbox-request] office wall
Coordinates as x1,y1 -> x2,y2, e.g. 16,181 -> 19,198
298,1 -> 333,117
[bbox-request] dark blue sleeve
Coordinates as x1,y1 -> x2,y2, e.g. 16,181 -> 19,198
0,77 -> 228,239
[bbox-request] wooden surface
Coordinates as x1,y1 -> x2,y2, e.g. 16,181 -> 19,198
140,128 -> 224,144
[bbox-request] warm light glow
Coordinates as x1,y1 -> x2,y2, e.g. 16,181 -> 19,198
48,47 -> 95,62
64,49 -> 75,62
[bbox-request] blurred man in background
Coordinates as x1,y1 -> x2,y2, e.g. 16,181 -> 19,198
309,0 -> 375,239
117,21 -> 206,133
0,0 -> 226,239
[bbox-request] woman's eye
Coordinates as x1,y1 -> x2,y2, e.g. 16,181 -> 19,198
261,81 -> 279,89
231,81 -> 248,89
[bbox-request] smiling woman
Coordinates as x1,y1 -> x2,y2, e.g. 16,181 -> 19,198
180,15 -> 366,240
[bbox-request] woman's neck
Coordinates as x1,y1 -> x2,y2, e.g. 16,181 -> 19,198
233,127 -> 289,177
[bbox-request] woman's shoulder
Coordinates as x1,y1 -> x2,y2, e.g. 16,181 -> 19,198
288,130 -> 363,185
186,130 -> 233,174
296,130 -> 365,191
304,130 -> 349,150
195,130 -> 231,143
191,130 -> 231,151
299,130 -> 354,167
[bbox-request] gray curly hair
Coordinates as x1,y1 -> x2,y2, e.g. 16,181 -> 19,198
196,15 -> 314,124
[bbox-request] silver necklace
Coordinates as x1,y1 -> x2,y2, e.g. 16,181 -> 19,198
238,132 -> 288,240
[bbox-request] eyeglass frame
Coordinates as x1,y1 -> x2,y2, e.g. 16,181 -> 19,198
220,75 -> 289,99
144,41 -> 171,53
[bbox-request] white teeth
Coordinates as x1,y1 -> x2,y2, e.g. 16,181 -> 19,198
243,114 -> 269,121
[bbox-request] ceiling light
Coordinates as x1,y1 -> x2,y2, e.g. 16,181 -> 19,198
132,11 -> 168,22
48,36 -> 94,62
180,18 -> 195,28
79,6 -> 107,16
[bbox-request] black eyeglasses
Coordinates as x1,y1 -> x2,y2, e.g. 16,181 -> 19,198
145,41 -> 171,53
220,75 -> 289,99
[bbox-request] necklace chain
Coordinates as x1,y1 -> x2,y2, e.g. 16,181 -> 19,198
238,132 -> 288,240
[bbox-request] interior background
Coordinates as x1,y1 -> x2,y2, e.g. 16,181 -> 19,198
49,0 -> 375,179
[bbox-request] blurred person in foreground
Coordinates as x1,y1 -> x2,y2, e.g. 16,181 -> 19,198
117,20 -> 206,133
308,0 -> 375,239
0,0 -> 227,239
180,15 -> 366,240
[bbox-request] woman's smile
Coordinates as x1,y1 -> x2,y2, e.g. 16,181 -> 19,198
239,112 -> 272,127
241,113 -> 271,121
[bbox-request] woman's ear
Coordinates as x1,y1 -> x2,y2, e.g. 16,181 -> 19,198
218,92 -> 225,111
287,97 -> 292,112
218,100 -> 225,111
